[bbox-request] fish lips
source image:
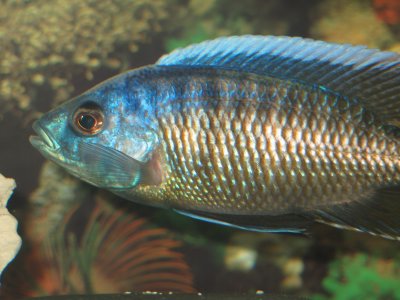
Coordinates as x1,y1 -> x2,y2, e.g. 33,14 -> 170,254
30,121 -> 60,152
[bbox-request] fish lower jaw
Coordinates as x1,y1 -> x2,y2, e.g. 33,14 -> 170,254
30,122 -> 60,151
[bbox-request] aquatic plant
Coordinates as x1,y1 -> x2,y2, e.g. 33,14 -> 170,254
312,253 -> 400,300
81,198 -> 194,293
0,197 -> 194,298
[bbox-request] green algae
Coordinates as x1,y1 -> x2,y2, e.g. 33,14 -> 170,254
313,253 -> 400,300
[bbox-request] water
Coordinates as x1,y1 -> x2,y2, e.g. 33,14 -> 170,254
1,0 -> 400,299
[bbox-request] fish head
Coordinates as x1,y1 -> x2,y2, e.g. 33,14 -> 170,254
30,77 -> 159,190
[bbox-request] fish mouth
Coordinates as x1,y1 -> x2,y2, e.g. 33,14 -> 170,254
30,121 -> 60,151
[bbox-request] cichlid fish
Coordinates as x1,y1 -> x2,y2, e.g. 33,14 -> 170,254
30,36 -> 400,240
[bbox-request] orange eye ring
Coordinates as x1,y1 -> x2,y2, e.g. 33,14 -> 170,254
73,105 -> 104,135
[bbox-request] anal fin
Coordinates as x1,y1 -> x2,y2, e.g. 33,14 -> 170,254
312,187 -> 400,240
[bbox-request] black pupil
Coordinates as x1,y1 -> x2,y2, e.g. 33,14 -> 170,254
79,114 -> 95,130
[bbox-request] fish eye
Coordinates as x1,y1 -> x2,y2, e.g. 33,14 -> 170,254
73,103 -> 104,135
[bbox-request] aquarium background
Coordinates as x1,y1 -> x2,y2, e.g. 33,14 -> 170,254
1,0 -> 400,299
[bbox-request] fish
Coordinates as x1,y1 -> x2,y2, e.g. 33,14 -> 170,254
30,35 -> 400,240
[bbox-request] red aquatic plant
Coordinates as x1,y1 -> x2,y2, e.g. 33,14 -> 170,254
0,197 -> 195,298
84,202 -> 194,293
373,0 -> 400,25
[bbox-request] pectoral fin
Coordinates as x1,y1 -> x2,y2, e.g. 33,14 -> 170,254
79,142 -> 142,189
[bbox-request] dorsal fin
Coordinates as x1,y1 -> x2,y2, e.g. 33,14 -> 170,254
157,35 -> 400,126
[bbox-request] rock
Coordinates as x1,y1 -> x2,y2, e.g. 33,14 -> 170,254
0,174 -> 20,281
224,245 -> 258,272
281,257 -> 304,289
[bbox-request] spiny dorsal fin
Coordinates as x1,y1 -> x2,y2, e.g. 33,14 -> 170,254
157,35 -> 400,126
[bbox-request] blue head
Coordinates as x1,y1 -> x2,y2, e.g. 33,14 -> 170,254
30,70 -> 160,189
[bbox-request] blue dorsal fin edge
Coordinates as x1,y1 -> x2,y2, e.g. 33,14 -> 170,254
157,35 -> 400,125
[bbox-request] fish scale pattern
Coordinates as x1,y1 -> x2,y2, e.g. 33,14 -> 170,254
133,71 -> 400,214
